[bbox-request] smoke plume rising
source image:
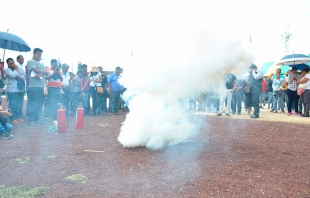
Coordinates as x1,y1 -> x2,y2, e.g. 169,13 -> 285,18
117,1 -> 254,150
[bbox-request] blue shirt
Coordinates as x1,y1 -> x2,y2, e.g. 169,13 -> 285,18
108,73 -> 123,93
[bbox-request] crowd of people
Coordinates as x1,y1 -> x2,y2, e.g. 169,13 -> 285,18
194,65 -> 310,119
0,48 -> 125,139
1,48 -> 310,140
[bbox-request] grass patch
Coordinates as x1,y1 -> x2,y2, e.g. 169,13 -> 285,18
0,186 -> 48,198
66,174 -> 88,184
15,157 -> 29,164
47,156 -> 56,159
98,123 -> 109,128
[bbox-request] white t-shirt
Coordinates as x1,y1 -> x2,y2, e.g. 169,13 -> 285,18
304,74 -> 310,90
90,73 -> 102,87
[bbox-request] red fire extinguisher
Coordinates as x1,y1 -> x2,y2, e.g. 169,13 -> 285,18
76,102 -> 84,129
57,103 -> 67,133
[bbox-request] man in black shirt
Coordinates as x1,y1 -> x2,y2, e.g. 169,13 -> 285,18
98,66 -> 108,113
249,64 -> 264,118
217,72 -> 237,116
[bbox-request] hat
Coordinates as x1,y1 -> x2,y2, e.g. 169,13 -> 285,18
62,63 -> 69,68
90,66 -> 99,72
280,84 -> 288,90
249,64 -> 258,69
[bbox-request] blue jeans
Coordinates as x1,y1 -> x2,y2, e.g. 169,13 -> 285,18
7,92 -> 24,121
0,123 -> 13,133
98,89 -> 108,113
232,94 -> 243,113
27,87 -> 44,122
273,91 -> 284,111
267,92 -> 273,108
109,91 -> 121,113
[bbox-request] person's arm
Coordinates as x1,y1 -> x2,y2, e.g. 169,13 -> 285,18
5,68 -> 19,79
230,78 -> 237,93
252,71 -> 264,79
297,76 -> 309,84
272,79 -> 276,90
81,76 -> 90,91
59,72 -> 63,81
96,75 -> 103,83
0,109 -> 12,117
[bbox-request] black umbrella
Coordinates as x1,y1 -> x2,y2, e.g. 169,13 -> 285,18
0,30 -> 31,62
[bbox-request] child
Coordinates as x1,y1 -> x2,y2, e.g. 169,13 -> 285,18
0,106 -> 13,139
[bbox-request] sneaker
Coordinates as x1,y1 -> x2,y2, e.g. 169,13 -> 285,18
287,112 -> 291,116
1,132 -> 13,139
216,113 -> 222,116
301,114 -> 309,117
29,121 -> 36,126
35,121 -> 45,125
295,112 -> 301,116
270,109 -> 274,112
226,113 -> 230,116
273,110 -> 278,113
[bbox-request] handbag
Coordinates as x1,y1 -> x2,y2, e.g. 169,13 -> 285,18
96,86 -> 104,94
16,78 -> 25,90
297,87 -> 304,96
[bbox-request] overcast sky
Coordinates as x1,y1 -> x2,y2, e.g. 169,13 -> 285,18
1,0 -> 310,71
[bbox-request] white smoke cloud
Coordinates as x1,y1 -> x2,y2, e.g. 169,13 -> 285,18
117,1 -> 254,150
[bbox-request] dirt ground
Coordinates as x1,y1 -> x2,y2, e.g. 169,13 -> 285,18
0,100 -> 310,197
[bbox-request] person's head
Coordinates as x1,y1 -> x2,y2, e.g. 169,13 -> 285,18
62,63 -> 69,73
115,66 -> 121,76
276,72 -> 280,78
90,66 -> 99,76
291,67 -> 297,74
98,66 -> 103,73
33,48 -> 43,61
6,58 -> 15,69
82,64 -> 87,73
249,64 -> 258,72
51,59 -> 58,70
301,68 -> 309,76
276,68 -> 281,74
16,55 -> 24,64
77,70 -> 83,77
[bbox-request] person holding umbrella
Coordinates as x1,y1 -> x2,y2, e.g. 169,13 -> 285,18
286,67 -> 300,116
297,68 -> 310,117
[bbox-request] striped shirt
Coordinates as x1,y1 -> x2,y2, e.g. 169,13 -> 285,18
288,73 -> 300,91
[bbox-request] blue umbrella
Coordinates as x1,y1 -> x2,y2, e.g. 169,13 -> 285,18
276,54 -> 310,66
0,30 -> 31,61
288,63 -> 310,70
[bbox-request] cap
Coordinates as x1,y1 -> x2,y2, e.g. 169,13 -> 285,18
249,64 -> 258,69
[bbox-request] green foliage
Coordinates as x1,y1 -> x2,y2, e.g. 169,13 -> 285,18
66,174 -> 88,184
15,158 -> 29,164
0,186 -> 48,198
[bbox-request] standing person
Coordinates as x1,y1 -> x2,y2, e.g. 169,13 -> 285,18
80,64 -> 90,115
217,71 -> 237,116
286,67 -> 300,116
297,68 -> 310,117
70,70 -> 82,114
272,72 -> 285,113
232,78 -> 245,115
98,66 -> 108,113
266,73 -> 274,110
107,66 -> 124,115
89,66 -> 102,116
259,78 -> 267,108
249,64 -> 263,118
26,48 -> 48,125
45,59 -> 63,119
61,64 -> 70,112
15,55 -> 26,119
5,58 -> 25,124
244,71 -> 252,115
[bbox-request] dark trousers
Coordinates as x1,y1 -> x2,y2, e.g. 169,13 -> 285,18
232,94 -> 243,113
61,90 -> 70,111
89,87 -> 98,114
286,89 -> 299,113
81,90 -> 90,115
70,91 -> 81,114
27,87 -> 44,122
109,91 -> 121,113
301,89 -> 310,115
45,87 -> 61,119
251,88 -> 261,116
245,93 -> 252,108
98,90 -> 108,113
7,92 -> 24,121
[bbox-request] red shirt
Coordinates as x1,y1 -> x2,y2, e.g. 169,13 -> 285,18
262,78 -> 267,92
